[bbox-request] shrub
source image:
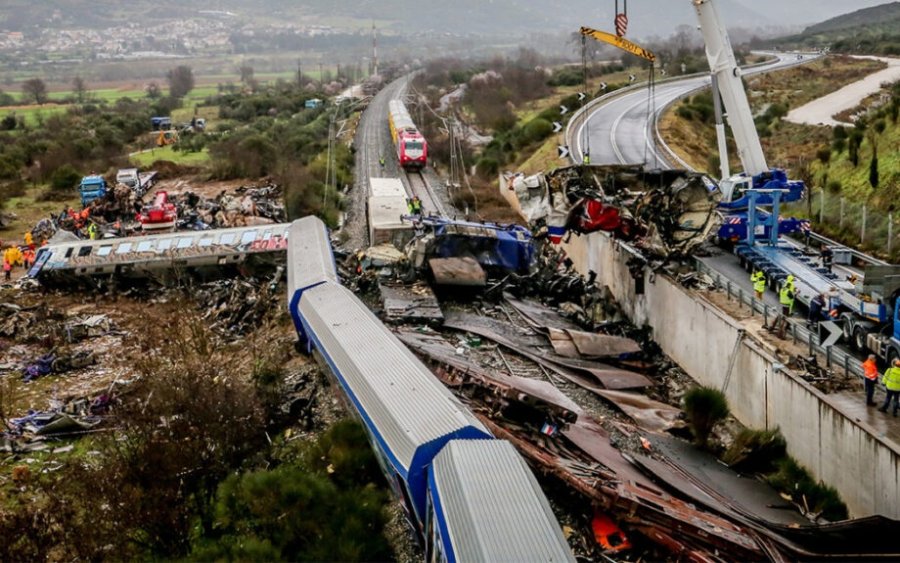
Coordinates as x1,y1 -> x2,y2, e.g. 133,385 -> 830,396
831,137 -> 846,153
50,164 -> 81,192
767,457 -> 848,521
191,420 -> 392,561
722,427 -> 787,473
816,147 -> 831,164
683,386 -> 729,448
548,66 -> 584,87
521,118 -> 553,145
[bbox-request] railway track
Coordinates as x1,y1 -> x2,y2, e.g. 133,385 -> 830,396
405,170 -> 447,217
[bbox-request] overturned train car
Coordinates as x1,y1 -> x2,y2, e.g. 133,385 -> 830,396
286,216 -> 573,562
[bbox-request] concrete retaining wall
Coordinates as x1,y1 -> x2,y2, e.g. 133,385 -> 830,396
563,231 -> 900,518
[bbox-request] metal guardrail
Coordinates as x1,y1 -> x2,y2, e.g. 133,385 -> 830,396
693,258 -> 865,380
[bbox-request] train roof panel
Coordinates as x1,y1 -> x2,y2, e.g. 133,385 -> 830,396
370,177 -> 408,198
368,196 -> 409,230
287,216 -> 337,300
298,282 -> 490,470
430,440 -> 575,563
388,100 -> 417,131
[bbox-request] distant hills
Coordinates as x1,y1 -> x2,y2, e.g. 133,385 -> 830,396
804,1 -> 900,34
0,0 -> 896,38
772,2 -> 900,54
0,0 -> 892,39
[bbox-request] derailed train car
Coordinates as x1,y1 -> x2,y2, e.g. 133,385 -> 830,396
286,216 -> 573,561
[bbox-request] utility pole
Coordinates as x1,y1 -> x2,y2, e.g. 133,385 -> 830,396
297,60 -> 303,88
372,22 -> 378,77
318,63 -> 324,85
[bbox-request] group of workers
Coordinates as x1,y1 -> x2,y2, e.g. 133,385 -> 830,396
751,249 -> 900,416
406,196 -> 423,216
863,355 -> 900,416
752,270 -> 801,317
2,232 -> 42,282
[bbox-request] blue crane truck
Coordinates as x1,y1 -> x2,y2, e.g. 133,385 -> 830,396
79,175 -> 107,207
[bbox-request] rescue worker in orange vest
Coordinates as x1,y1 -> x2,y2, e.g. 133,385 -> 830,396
863,354 -> 879,406
3,259 -> 11,281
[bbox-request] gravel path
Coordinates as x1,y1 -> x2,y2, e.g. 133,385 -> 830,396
785,55 -> 900,127
340,76 -> 408,252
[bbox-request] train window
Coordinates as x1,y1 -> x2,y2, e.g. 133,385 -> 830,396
219,233 -> 236,245
64,247 -> 74,258
115,242 -> 133,254
176,237 -> 193,249
406,141 -> 424,151
136,241 -> 153,252
240,231 -> 257,245
78,246 -> 92,257
198,237 -> 214,247
97,245 -> 113,257
262,230 -> 272,240
157,239 -> 173,251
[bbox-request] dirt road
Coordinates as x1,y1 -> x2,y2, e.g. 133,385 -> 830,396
785,55 -> 900,127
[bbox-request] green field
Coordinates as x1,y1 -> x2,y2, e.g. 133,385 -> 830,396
130,146 -> 210,168
0,104 -> 70,127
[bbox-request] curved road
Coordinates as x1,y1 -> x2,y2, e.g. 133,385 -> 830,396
572,52 -> 818,169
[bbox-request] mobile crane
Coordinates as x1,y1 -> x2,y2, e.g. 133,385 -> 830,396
580,16 -> 805,243
693,0 -> 900,362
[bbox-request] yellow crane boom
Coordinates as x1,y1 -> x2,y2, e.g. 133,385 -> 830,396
579,26 -> 655,63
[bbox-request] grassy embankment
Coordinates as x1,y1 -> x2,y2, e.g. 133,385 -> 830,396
658,55 -> 885,175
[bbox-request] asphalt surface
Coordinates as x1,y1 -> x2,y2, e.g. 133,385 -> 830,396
573,53 -> 817,168
786,55 -> 900,127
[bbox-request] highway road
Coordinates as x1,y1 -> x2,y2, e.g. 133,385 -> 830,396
572,52 -> 817,168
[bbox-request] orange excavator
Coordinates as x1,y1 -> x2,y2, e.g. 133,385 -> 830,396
156,129 -> 178,147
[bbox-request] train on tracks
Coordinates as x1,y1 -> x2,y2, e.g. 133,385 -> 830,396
388,99 -> 428,170
286,216 -> 573,562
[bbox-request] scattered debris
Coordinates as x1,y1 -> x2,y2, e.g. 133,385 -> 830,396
379,282 -> 443,323
501,164 -> 721,258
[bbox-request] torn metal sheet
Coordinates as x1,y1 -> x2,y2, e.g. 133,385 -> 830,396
479,417 -> 767,561
397,330 -> 580,421
428,256 -> 487,286
563,418 -> 659,491
548,328 -> 641,359
379,282 -> 443,322
646,435 -> 813,527
504,295 -> 581,332
443,311 -> 652,390
594,390 -> 683,433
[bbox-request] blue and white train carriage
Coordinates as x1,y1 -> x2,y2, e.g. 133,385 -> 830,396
286,216 -> 574,561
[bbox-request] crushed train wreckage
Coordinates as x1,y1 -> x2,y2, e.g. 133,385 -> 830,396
500,164 -> 721,258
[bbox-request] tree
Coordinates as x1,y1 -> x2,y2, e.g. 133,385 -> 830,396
166,65 -> 195,98
21,78 -> 48,104
239,65 -> 254,84
72,75 -> 87,103
145,81 -> 162,99
869,146 -> 879,190
50,164 -> 82,192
